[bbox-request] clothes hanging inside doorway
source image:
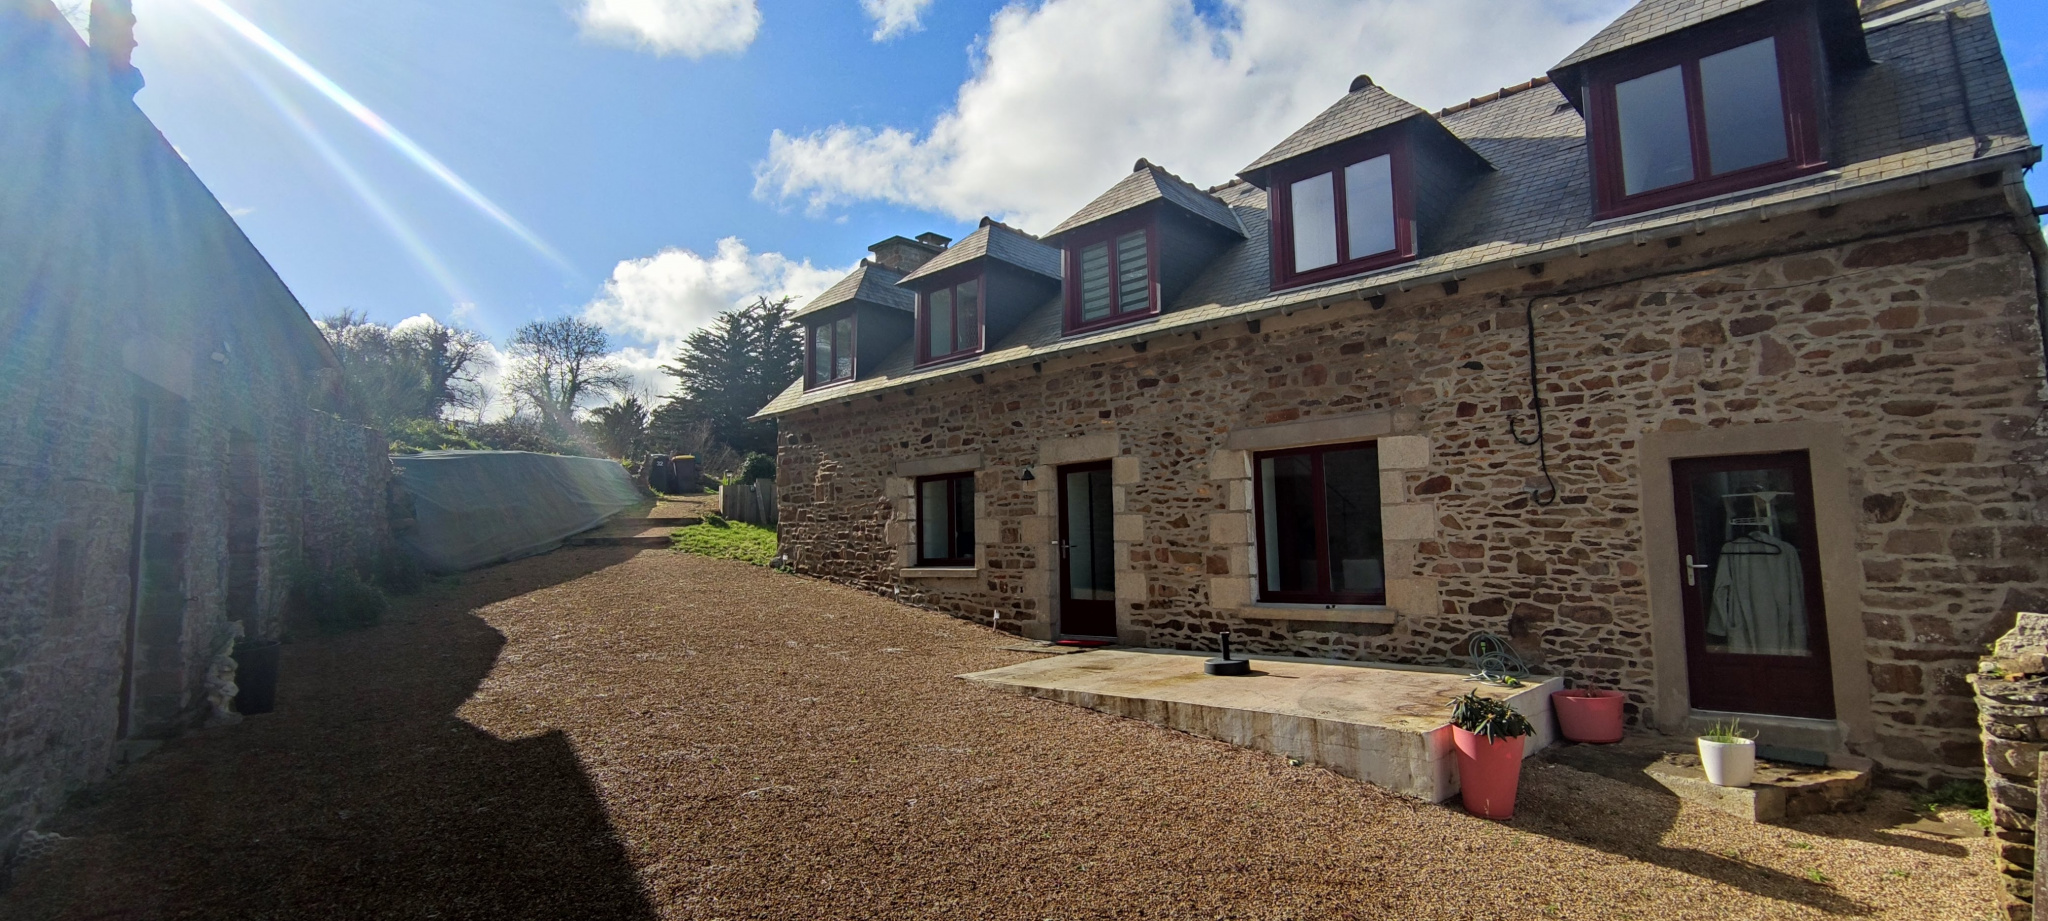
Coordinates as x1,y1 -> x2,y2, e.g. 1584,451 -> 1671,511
1706,530 -> 1808,656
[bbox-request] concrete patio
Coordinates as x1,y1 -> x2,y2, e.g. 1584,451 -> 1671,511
962,648 -> 1563,802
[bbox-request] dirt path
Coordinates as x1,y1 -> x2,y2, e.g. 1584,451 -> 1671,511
0,548 -> 1997,920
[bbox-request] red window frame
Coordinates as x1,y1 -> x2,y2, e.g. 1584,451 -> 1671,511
914,471 -> 976,567
1585,11 -> 1827,219
803,313 -> 855,389
1061,213 -> 1159,336
1266,134 -> 1416,291
915,272 -> 985,367
1250,440 -> 1386,606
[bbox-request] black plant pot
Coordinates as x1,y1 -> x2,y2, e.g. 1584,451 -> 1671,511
233,639 -> 281,715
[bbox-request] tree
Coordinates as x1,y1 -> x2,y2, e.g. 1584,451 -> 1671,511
660,297 -> 801,457
505,317 -> 627,434
317,311 -> 492,428
585,394 -> 650,460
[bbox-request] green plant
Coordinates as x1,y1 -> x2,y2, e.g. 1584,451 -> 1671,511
386,418 -> 484,455
702,512 -> 728,528
670,520 -> 777,566
739,452 -> 776,482
1700,719 -> 1755,744
287,560 -> 389,633
1448,690 -> 1534,741
1805,868 -> 1829,885
1970,808 -> 1994,831
371,547 -> 426,596
1923,778 -> 1989,811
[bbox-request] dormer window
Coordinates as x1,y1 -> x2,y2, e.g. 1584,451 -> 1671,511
1269,138 -> 1411,287
1588,16 -> 1825,218
806,315 -> 854,388
1065,223 -> 1155,334
917,277 -> 981,365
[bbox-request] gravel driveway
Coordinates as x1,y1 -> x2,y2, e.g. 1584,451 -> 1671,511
0,548 -> 1997,920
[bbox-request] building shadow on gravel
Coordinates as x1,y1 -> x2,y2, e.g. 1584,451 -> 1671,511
1507,760 -> 1876,916
0,546 -> 657,921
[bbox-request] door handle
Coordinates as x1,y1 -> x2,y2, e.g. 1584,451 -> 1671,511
1058,541 -> 1071,559
1685,554 -> 1711,586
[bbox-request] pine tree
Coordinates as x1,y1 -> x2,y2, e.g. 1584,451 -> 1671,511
659,296 -> 800,457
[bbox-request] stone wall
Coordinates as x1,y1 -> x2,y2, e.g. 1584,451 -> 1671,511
777,179 -> 2048,785
1975,612 -> 2048,921
0,12 -> 391,871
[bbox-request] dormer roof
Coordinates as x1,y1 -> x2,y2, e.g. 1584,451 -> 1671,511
1238,78 -> 1434,179
899,217 -> 1062,285
791,261 -> 912,320
1044,160 -> 1245,241
1547,0 -> 1869,110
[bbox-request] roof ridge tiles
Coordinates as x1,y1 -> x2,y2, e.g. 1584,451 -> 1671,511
978,215 -> 1044,240
1436,75 -> 1553,118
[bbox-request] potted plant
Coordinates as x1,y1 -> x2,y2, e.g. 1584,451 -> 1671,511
1697,719 -> 1757,787
1551,687 -> 1626,744
1449,690 -> 1535,820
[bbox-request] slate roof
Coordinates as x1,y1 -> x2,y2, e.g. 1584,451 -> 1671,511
899,218 -> 1062,285
790,261 -> 912,320
1044,161 -> 1246,240
759,0 -> 2035,418
1238,80 -> 1436,179
1554,0 -> 1771,72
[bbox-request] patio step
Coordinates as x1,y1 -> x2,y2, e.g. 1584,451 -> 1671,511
961,648 -> 1562,803
564,524 -> 687,548
1644,752 -> 1871,823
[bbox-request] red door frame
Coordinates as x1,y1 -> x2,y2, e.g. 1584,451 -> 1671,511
1672,450 -> 1836,719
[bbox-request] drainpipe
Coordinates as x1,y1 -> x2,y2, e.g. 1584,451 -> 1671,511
2001,169 -> 2048,368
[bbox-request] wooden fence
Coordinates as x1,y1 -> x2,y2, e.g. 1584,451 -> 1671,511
720,478 -> 778,528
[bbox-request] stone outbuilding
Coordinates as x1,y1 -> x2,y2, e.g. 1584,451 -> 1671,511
758,0 -> 2048,785
0,1 -> 392,867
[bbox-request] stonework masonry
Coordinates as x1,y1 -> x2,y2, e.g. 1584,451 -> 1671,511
777,180 -> 2048,786
0,14 -> 392,871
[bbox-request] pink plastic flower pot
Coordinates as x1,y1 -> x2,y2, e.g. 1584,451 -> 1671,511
1452,726 -> 1525,820
1551,689 -> 1626,744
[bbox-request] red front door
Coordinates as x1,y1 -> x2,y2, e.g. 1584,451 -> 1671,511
1672,451 -> 1836,719
1057,462 -> 1117,638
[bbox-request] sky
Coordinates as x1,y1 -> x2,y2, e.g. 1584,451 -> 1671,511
70,0 -> 2048,415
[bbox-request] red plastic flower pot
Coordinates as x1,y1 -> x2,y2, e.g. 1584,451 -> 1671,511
1551,688 -> 1626,744
1452,726 -> 1525,820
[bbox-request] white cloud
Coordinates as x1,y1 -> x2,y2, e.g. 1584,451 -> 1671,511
756,0 -> 1627,231
578,237 -> 849,404
862,0 -> 934,41
579,0 -> 761,58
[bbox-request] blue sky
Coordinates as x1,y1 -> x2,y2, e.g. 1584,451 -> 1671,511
97,0 -> 2048,411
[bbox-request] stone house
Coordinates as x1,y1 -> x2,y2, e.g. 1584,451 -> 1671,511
761,0 -> 2046,783
0,1 -> 392,866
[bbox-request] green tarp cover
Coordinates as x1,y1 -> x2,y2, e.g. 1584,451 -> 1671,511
392,450 -> 641,572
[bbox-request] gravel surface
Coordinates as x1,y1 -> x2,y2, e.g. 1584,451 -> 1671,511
0,548 -> 1998,920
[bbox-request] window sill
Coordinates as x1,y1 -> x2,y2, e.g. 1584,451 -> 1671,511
1589,165 -> 1839,226
900,566 -> 980,580
1235,602 -> 1397,624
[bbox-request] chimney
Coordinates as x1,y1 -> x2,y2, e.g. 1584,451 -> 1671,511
868,233 -> 950,274
89,0 -> 144,98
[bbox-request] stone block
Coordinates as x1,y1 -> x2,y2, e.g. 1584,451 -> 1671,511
1113,514 -> 1145,543
1210,576 -> 1253,608
1112,457 -> 1140,485
1208,449 -> 1250,482
1209,512 -> 1251,545
1386,577 -> 1438,618
1115,570 -> 1145,602
1378,435 -> 1430,471
1381,503 -> 1438,541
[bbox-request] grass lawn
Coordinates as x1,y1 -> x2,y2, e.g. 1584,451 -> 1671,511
670,517 -> 777,565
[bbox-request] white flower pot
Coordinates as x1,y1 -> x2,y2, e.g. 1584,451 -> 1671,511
1698,737 -> 1757,787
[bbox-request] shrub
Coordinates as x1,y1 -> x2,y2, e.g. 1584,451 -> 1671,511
372,547 -> 427,596
387,418 -> 483,455
739,453 -> 776,482
288,561 -> 389,632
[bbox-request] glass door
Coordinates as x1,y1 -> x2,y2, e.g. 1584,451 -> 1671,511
1057,462 -> 1117,638
1672,451 -> 1835,719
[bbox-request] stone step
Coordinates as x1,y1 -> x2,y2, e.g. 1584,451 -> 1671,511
1643,752 -> 1871,823
609,517 -> 702,528
565,534 -> 673,548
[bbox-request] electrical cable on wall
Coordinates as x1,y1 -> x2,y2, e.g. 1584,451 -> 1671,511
1507,298 -> 1560,507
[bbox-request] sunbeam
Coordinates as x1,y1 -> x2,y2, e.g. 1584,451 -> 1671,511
232,54 -> 473,307
183,0 -> 576,276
